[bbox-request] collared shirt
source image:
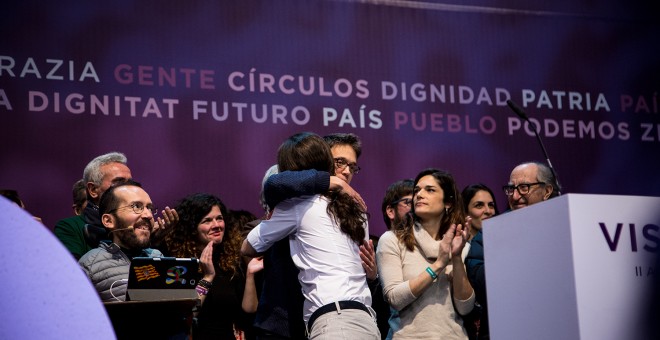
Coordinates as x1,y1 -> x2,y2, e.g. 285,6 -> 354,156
247,194 -> 371,324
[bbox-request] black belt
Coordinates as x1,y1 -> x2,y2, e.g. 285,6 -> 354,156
307,300 -> 370,331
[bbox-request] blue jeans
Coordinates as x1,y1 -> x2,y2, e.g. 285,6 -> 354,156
308,307 -> 380,339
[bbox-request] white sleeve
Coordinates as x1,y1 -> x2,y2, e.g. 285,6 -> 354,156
246,198 -> 300,253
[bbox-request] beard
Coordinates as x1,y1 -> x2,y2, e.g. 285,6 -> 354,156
392,211 -> 409,230
114,216 -> 151,250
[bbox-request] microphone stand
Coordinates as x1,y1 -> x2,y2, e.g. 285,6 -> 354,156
506,100 -> 562,196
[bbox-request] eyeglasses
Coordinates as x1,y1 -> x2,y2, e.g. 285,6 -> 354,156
503,182 -> 545,196
334,157 -> 361,174
391,198 -> 412,207
108,202 -> 158,216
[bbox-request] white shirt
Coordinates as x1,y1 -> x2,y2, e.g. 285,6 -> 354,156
247,194 -> 371,324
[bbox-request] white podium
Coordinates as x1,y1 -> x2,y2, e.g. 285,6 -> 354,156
483,194 -> 660,340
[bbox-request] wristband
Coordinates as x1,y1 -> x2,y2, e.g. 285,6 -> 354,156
198,279 -> 213,289
196,285 -> 209,296
425,266 -> 438,280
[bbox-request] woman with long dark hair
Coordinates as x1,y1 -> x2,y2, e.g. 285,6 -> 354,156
377,168 -> 475,339
463,183 -> 500,340
242,132 -> 379,339
165,193 -> 262,340
461,183 -> 499,243
460,183 -> 498,339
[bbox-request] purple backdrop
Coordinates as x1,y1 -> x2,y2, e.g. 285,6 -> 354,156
1,0 -> 659,235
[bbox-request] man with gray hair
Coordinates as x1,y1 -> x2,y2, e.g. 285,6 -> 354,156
53,152 -> 133,258
503,161 -> 560,211
465,161 -> 561,339
55,152 -> 177,258
81,152 -> 133,229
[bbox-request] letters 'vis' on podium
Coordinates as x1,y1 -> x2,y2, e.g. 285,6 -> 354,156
483,194 -> 659,340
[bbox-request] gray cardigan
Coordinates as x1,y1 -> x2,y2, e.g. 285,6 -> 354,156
79,241 -> 162,301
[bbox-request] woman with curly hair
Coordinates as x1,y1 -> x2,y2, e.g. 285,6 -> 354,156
165,193 -> 262,340
376,168 -> 475,339
242,132 -> 379,339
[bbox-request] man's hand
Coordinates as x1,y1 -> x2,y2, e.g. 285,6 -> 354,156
329,176 -> 367,211
151,207 -> 179,244
359,239 -> 378,281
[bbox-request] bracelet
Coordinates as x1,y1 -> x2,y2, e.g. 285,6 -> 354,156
196,284 -> 209,296
425,266 -> 438,280
198,279 -> 213,289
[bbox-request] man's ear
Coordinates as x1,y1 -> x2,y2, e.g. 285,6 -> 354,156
543,185 -> 554,200
87,182 -> 100,200
386,205 -> 396,220
102,213 -> 115,230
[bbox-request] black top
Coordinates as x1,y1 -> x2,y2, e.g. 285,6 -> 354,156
195,247 -> 253,340
465,231 -> 488,339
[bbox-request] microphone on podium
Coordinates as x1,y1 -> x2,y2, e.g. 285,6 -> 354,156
506,99 -> 530,120
506,99 -> 562,196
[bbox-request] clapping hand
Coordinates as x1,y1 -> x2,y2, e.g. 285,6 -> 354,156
359,239 -> 378,281
450,217 -> 470,258
438,220 -> 469,262
437,224 -> 456,268
154,206 -> 179,233
200,241 -> 216,279
150,207 -> 179,246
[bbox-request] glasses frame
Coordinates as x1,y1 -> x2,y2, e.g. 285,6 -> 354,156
503,182 -> 545,196
333,157 -> 361,174
390,197 -> 412,207
107,202 -> 158,216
